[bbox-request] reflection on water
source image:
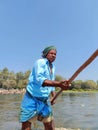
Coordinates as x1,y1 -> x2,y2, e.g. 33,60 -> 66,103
0,92 -> 98,130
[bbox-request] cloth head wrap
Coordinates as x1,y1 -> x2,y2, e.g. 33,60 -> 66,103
42,46 -> 57,58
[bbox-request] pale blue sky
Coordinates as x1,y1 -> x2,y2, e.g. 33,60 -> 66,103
0,0 -> 98,81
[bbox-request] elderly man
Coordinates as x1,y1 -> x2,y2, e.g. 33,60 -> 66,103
19,45 -> 69,130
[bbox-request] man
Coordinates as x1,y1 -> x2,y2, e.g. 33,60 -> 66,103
19,45 -> 69,130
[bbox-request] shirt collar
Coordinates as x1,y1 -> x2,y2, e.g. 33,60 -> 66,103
44,58 -> 53,67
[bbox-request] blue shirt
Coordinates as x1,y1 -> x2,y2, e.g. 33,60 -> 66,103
26,58 -> 55,97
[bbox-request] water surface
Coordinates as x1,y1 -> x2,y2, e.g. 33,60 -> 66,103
0,92 -> 98,130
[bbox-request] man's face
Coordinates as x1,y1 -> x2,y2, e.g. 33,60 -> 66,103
46,50 -> 57,63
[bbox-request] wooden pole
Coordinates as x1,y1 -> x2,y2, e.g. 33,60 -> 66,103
51,49 -> 98,102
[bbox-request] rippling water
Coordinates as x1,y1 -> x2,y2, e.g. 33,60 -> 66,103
0,92 -> 98,130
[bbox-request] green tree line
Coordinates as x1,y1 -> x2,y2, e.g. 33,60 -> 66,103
0,67 -> 98,91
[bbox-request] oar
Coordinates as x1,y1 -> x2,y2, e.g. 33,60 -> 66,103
51,49 -> 98,103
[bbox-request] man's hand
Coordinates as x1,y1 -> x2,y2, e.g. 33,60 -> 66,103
59,80 -> 71,90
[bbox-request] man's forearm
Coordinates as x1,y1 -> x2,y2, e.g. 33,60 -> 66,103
42,79 -> 60,87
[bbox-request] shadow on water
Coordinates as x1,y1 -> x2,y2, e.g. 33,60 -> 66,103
0,92 -> 98,130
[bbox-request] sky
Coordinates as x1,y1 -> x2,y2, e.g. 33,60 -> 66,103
0,0 -> 98,82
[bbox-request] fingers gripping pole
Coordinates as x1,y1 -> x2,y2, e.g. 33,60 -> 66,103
52,49 -> 98,102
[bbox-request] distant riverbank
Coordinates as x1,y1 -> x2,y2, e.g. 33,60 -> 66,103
0,88 -> 26,94
0,88 -> 98,95
55,128 -> 81,130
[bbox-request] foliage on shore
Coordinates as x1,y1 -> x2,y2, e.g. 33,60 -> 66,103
0,67 -> 98,91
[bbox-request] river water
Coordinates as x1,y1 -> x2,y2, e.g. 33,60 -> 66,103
0,92 -> 98,130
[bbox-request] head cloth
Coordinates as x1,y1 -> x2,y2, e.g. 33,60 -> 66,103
42,45 -> 57,58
